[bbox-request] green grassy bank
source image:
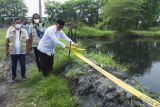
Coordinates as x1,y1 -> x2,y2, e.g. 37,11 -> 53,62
63,26 -> 115,38
63,26 -> 160,38
131,30 -> 160,37
0,28 -> 7,60
14,47 -> 78,107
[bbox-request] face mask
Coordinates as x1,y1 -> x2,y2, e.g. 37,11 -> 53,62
15,24 -> 22,30
34,19 -> 40,24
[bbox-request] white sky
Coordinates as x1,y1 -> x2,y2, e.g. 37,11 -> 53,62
24,0 -> 67,17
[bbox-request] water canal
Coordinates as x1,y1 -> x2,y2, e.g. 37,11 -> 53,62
79,37 -> 160,93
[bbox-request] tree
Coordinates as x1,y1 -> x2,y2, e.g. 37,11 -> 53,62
74,0 -> 103,26
45,0 -> 77,23
59,0 -> 77,22
45,0 -> 103,26
103,0 -> 143,31
45,0 -> 62,23
0,0 -> 27,24
140,0 -> 160,29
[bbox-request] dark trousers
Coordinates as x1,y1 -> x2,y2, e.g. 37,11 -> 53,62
11,54 -> 26,79
33,47 -> 41,71
39,50 -> 54,76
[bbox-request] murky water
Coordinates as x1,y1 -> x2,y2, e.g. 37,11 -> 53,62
79,37 -> 160,93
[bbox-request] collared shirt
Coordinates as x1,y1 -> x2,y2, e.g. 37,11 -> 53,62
22,24 -> 30,34
6,27 -> 29,54
38,25 -> 75,56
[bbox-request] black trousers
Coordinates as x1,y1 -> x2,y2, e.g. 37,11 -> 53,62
33,47 -> 41,71
11,54 -> 26,79
39,50 -> 54,76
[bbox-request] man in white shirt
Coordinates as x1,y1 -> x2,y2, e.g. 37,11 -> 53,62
6,17 -> 29,81
38,19 -> 75,76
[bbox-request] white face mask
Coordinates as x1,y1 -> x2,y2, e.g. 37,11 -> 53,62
15,24 -> 22,30
34,19 -> 40,24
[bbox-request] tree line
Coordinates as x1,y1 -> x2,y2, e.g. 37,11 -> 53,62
45,0 -> 160,30
0,0 -> 160,30
0,0 -> 27,25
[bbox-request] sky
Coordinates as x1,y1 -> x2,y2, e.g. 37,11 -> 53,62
24,0 -> 67,17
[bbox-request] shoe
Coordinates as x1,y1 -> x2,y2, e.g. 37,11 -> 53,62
22,77 -> 26,81
38,67 -> 42,72
12,77 -> 16,80
11,77 -> 16,83
38,69 -> 42,72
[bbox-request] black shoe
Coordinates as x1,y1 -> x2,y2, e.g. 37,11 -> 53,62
12,77 -> 16,80
11,77 -> 16,83
38,68 -> 42,72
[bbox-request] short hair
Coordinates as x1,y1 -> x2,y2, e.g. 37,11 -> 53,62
13,17 -> 21,22
56,19 -> 65,26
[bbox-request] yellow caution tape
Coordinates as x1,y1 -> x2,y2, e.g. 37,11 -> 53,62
71,46 -> 85,51
71,49 -> 160,107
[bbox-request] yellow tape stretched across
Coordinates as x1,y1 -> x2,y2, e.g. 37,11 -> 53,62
71,46 -> 85,51
71,49 -> 160,107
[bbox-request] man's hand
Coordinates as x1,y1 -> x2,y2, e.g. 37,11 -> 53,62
72,44 -> 77,47
65,46 -> 70,48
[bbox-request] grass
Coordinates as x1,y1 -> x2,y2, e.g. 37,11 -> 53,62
65,51 -> 129,79
86,52 -> 129,72
131,30 -> 160,37
63,26 -> 115,38
65,49 -> 129,80
77,26 -> 114,37
0,28 -> 77,107
16,45 -> 78,107
66,64 -> 87,78
64,25 -> 160,38
17,66 -> 78,107
0,28 -> 7,60
0,28 -> 7,44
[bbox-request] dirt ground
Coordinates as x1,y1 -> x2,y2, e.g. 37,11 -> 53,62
0,54 -> 34,107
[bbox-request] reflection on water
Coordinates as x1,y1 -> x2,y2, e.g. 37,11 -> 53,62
80,37 -> 160,93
